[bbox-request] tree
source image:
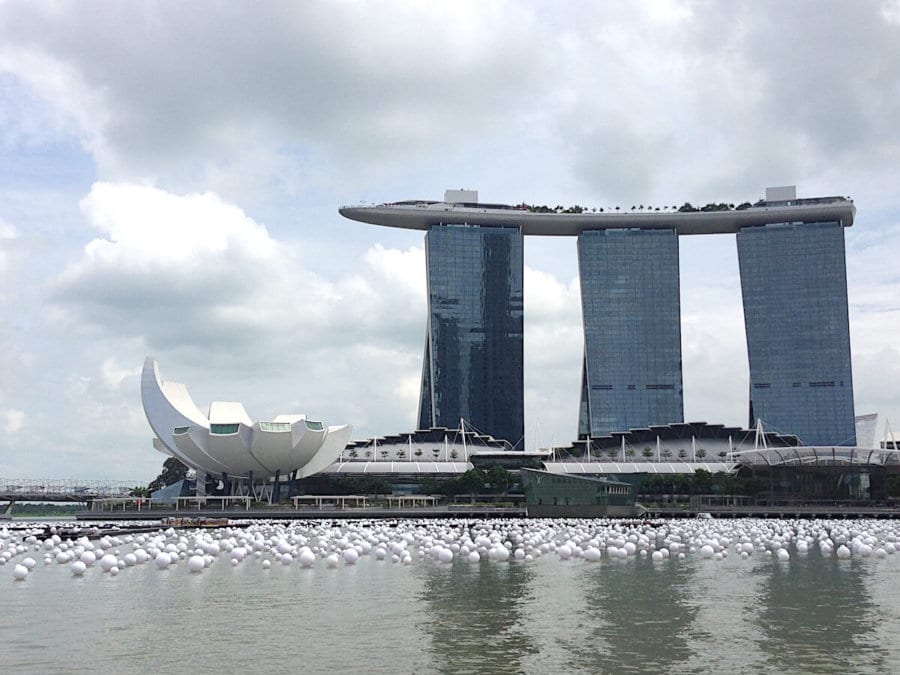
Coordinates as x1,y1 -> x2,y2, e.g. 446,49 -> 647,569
641,447 -> 654,460
661,448 -> 673,460
693,469 -> 713,494
431,448 -> 441,459
450,448 -> 459,460
696,447 -> 707,459
148,457 -> 188,492
677,448 -> 688,460
459,469 -> 485,496
414,448 -> 423,458
625,447 -> 635,459
487,466 -> 511,493
397,449 -> 406,460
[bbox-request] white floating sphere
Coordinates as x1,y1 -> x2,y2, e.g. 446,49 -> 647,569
651,550 -> 664,562
876,548 -> 887,559
299,549 -> 316,567
154,552 -> 171,569
438,548 -> 454,564
836,545 -> 852,559
109,566 -> 119,576
13,564 -> 28,580
280,553 -> 293,565
558,545 -> 573,560
99,554 -> 118,572
261,559 -> 272,569
80,551 -> 97,566
326,554 -> 340,568
490,546 -> 510,562
342,548 -> 359,565
71,560 -> 87,576
700,545 -> 715,559
583,547 -> 602,562
187,555 -> 205,573
468,551 -> 481,563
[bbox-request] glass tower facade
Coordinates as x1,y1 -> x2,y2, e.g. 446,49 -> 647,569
418,225 -> 524,448
577,228 -> 684,438
737,221 -> 856,446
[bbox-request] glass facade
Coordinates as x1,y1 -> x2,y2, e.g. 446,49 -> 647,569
418,224 -> 524,448
737,221 -> 856,446
577,228 -> 684,437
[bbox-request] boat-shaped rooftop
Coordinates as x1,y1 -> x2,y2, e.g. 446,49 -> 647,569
340,189 -> 855,236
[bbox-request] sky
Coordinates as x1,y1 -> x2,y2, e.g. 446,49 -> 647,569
2,0 -> 900,482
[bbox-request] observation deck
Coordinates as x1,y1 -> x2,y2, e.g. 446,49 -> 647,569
339,195 -> 855,236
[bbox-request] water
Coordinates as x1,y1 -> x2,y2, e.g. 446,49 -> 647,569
2,518 -> 899,674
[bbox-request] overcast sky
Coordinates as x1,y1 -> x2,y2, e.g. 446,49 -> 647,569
2,0 -> 900,482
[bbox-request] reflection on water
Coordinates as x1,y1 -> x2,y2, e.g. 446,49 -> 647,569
419,557 -> 539,674
3,520 -> 900,673
571,559 -> 702,672
754,555 -> 889,673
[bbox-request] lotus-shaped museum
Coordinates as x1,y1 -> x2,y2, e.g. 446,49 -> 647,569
141,357 -> 352,482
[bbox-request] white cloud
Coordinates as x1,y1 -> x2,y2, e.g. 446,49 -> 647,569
3,408 -> 24,433
0,216 -> 15,273
100,357 -> 140,390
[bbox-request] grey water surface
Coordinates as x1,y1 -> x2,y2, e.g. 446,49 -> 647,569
2,521 -> 898,674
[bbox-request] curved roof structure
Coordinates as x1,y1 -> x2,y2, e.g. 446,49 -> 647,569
141,357 -> 352,480
339,196 -> 855,236
542,461 -> 739,475
732,446 -> 900,467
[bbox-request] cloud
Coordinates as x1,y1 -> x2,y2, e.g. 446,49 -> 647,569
3,408 -> 24,433
0,216 -> 15,272
2,1 -> 899,209
0,1 -> 547,195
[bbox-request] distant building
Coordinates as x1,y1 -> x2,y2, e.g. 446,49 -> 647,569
578,228 -> 683,437
737,188 -> 856,446
520,468 -> 636,518
418,218 -> 524,448
341,186 -> 857,447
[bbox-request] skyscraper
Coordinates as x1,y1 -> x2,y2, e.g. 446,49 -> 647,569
737,219 -> 856,445
340,186 -> 857,448
577,228 -> 684,438
417,224 -> 524,448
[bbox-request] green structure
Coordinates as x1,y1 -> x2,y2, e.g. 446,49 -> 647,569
520,468 -> 638,518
